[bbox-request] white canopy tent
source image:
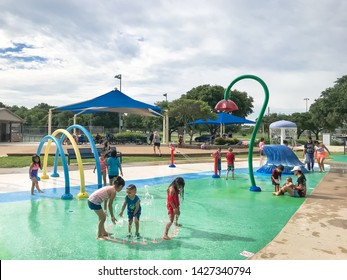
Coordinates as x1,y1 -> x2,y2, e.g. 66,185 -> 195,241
269,120 -> 297,146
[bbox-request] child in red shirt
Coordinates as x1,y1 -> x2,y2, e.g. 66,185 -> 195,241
226,147 -> 235,180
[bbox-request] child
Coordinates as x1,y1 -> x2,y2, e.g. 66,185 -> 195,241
119,184 -> 142,239
163,177 -> 185,240
259,137 -> 265,166
225,147 -> 235,180
105,149 -> 123,208
29,154 -> 43,195
87,176 -> 125,239
272,176 -> 294,195
93,152 -> 108,213
271,164 -> 284,192
107,150 -> 123,184
93,152 -> 107,187
212,147 -> 222,176
314,141 -> 330,172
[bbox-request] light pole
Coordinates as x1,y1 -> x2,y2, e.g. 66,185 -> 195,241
115,74 -> 122,91
304,98 -> 309,112
163,93 -> 168,102
115,74 -> 122,132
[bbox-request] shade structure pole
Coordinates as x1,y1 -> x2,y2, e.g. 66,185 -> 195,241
161,109 -> 169,145
162,112 -> 166,144
115,74 -> 122,133
48,108 -> 52,135
73,114 -> 77,136
165,110 -> 169,144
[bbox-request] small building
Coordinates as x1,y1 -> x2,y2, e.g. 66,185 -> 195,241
0,108 -> 24,142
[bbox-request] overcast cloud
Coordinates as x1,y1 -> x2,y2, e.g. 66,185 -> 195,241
0,0 -> 346,119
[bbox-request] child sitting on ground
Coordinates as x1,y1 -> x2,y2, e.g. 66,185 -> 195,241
272,177 -> 293,195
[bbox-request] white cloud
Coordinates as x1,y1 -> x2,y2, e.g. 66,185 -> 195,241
0,0 -> 346,120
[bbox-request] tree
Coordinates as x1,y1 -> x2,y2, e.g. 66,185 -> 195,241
224,89 -> 254,118
290,112 -> 314,139
310,75 -> 347,132
0,102 -> 10,109
169,99 -> 213,143
183,84 -> 224,109
183,84 -> 254,118
123,114 -> 146,132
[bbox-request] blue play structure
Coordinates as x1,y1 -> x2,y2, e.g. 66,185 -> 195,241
256,145 -> 308,174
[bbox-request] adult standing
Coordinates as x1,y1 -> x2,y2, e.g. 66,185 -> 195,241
303,136 -> 315,172
103,140 -> 112,158
153,131 -> 162,156
148,131 -> 154,145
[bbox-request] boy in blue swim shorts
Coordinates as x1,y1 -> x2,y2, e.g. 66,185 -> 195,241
119,184 -> 142,239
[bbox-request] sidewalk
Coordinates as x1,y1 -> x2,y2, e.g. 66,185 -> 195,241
250,162 -> 347,260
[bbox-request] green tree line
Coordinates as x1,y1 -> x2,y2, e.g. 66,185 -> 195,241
1,75 -> 346,140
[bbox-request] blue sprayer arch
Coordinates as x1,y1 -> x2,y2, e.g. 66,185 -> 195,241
36,135 -> 73,200
52,124 -> 102,188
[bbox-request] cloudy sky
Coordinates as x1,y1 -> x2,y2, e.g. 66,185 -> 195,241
1,0 -> 346,119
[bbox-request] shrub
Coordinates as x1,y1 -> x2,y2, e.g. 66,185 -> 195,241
214,137 -> 226,145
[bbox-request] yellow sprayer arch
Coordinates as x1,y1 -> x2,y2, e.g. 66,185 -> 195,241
41,129 -> 88,198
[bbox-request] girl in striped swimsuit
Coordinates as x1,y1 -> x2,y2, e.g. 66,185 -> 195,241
88,176 -> 125,239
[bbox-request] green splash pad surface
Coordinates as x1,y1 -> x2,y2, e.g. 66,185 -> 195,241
0,169 -> 325,260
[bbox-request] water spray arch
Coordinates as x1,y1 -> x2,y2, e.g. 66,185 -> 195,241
48,129 -> 88,198
37,124 -> 101,200
36,135 -> 73,200
55,124 -> 102,189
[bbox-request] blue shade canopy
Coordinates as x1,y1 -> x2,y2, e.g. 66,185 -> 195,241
187,112 -> 255,125
55,89 -> 162,117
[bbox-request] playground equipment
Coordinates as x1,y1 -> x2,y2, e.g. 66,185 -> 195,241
36,124 -> 102,200
257,145 -> 307,174
216,74 -> 269,192
169,143 -> 176,168
212,150 -> 220,178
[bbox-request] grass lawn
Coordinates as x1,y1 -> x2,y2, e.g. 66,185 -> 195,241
0,151 -> 342,169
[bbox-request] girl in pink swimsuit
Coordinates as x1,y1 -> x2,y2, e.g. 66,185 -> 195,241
29,154 -> 43,195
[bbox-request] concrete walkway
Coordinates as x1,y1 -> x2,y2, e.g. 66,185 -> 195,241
250,162 -> 347,260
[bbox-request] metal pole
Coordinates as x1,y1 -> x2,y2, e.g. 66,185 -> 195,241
48,108 -> 52,135
115,74 -> 122,132
304,98 -> 309,112
223,75 -> 269,192
119,77 -> 122,132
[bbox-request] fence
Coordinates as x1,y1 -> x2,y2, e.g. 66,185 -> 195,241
23,126 -> 105,142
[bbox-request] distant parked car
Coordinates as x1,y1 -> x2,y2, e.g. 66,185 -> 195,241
194,135 -> 215,142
